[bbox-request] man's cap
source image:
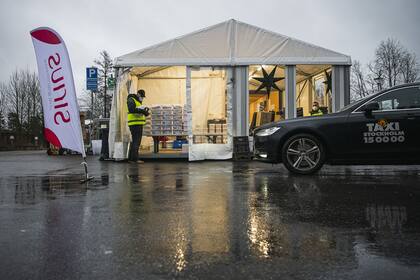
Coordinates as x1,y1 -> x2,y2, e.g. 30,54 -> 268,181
137,89 -> 146,97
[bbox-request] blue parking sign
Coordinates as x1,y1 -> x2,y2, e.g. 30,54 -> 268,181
86,67 -> 98,91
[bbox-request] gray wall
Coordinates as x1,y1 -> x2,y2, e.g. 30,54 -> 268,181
285,65 -> 296,119
231,66 -> 249,136
332,65 -> 351,112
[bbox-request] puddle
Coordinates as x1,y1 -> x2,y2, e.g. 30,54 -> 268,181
0,174 -> 109,205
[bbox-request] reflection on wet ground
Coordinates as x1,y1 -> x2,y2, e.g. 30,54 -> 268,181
1,152 -> 420,279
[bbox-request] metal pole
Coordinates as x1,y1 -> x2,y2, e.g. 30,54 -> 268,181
104,70 -> 107,118
80,157 -> 93,183
90,90 -> 94,153
91,90 -> 94,119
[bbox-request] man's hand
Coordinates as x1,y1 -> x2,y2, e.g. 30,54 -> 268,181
143,107 -> 150,116
137,107 -> 150,116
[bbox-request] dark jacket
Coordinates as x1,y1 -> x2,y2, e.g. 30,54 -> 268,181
127,94 -> 149,116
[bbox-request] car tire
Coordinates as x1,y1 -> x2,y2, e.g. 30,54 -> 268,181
281,133 -> 326,175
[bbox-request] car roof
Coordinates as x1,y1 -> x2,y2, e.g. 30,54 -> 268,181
371,82 -> 420,97
344,82 -> 420,112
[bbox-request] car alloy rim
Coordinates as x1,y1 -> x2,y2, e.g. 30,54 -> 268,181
286,138 -> 320,171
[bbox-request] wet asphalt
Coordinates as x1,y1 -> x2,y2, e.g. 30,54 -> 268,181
1,151 -> 420,280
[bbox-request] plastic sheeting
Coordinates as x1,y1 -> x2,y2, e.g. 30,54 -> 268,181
108,69 -> 132,160
115,19 -> 351,67
189,143 -> 232,161
188,67 -> 233,161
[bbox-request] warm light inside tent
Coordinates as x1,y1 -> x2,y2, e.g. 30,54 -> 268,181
248,64 -> 332,129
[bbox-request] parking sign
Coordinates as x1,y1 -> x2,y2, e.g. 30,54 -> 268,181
86,67 -> 98,91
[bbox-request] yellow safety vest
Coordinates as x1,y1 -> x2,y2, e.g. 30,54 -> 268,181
127,97 -> 146,126
311,110 -> 324,116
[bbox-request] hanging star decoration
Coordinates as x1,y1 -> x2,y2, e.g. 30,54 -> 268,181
323,70 -> 332,94
253,66 -> 284,98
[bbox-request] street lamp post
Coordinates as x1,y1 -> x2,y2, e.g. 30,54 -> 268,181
373,72 -> 384,92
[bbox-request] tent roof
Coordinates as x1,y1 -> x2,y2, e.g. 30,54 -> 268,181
115,19 -> 351,67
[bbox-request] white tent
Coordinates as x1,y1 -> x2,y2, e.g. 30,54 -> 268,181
115,19 -> 351,67
110,19 -> 351,161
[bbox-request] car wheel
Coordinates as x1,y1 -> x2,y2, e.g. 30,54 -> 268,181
281,133 -> 325,175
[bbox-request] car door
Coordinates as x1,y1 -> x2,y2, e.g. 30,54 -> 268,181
343,85 -> 420,162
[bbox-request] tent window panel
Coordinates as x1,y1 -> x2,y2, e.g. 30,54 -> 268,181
314,77 -> 326,106
191,69 -> 227,144
296,80 -> 311,116
311,67 -> 333,114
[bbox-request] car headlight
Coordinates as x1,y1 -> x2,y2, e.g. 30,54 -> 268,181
255,127 -> 281,137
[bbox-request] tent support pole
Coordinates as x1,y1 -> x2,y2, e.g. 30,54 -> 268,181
285,65 -> 296,119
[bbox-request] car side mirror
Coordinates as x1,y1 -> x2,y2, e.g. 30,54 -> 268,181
362,102 -> 379,116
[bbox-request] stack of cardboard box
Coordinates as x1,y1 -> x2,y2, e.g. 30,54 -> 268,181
144,105 -> 186,136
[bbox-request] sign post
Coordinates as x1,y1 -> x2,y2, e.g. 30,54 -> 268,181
86,67 -> 98,91
86,67 -> 98,159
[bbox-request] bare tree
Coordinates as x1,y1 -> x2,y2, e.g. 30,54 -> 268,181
371,38 -> 419,88
0,83 -> 7,130
373,38 -> 404,88
7,70 -> 26,131
2,69 -> 42,134
94,50 -> 113,118
400,50 -> 418,83
366,61 -> 385,92
351,60 -> 370,101
79,89 -> 104,120
352,38 -> 419,101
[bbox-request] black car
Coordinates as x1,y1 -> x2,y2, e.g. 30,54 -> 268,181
253,83 -> 420,174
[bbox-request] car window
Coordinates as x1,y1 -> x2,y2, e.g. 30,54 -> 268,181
339,96 -> 370,112
360,86 -> 420,111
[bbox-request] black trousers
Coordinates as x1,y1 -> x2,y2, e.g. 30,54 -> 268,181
128,125 -> 143,161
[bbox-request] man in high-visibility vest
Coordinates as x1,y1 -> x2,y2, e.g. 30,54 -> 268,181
127,89 -> 149,162
310,101 -> 324,116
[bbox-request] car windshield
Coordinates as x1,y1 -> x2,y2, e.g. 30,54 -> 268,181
338,96 -> 371,112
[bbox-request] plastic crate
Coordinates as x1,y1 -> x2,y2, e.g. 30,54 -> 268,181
173,130 -> 184,135
151,114 -> 163,120
163,130 -> 172,135
172,120 -> 183,126
173,140 -> 187,149
233,136 -> 251,161
172,125 -> 182,131
162,114 -> 174,120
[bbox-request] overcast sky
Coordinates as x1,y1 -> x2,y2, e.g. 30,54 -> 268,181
1,0 -> 419,95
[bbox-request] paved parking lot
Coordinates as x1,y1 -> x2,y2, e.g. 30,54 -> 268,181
1,151 -> 420,279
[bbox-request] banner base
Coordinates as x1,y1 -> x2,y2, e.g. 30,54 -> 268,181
80,176 -> 94,184
80,159 -> 94,184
